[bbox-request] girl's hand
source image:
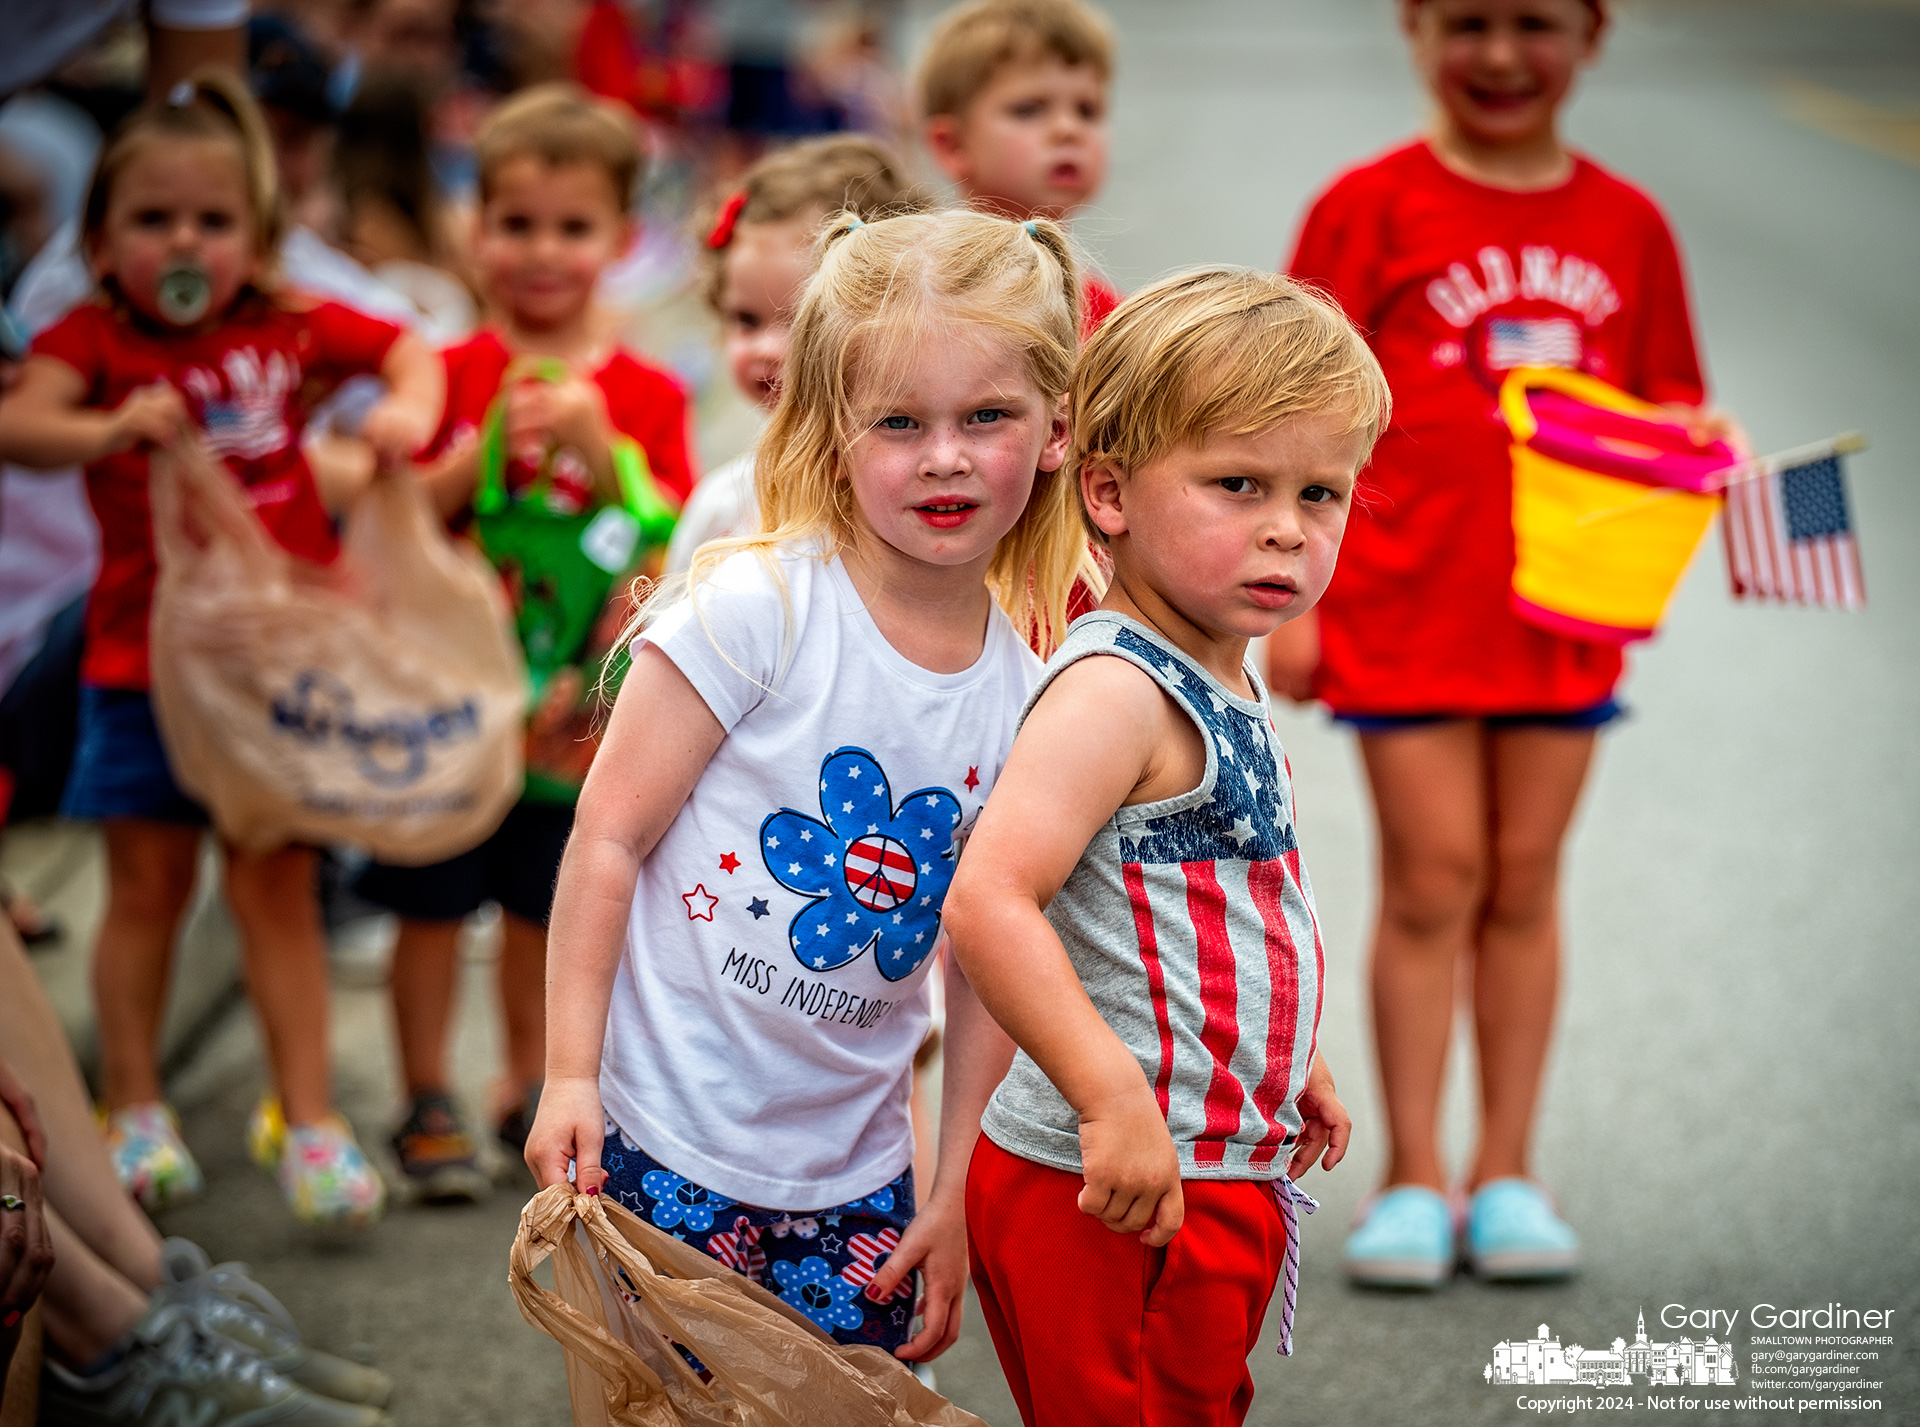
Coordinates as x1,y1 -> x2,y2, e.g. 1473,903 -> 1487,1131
1264,608 -> 1319,705
1077,1086 -> 1184,1246
105,382 -> 186,453
1286,1051 -> 1351,1179
865,1189 -> 968,1362
0,1142 -> 52,1330
361,394 -> 439,468
524,1074 -> 606,1194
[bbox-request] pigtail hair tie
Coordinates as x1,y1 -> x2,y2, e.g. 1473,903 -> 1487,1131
168,80 -> 196,108
1024,220 -> 1038,236
844,217 -> 865,230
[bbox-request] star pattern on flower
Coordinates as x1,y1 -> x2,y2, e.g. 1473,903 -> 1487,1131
638,1170 -> 731,1233
758,747 -> 960,981
682,884 -> 718,921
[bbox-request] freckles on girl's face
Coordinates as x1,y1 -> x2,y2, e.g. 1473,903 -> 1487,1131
842,323 -> 1066,573
92,139 -> 261,327
720,216 -> 818,412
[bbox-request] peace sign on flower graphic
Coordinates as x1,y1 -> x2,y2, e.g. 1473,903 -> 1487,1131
760,747 -> 961,982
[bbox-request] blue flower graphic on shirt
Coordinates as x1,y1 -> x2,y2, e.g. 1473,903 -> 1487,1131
771,1255 -> 865,1333
760,747 -> 960,982
639,1170 -> 732,1233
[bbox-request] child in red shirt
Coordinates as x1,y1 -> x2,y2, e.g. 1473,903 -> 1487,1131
353,86 -> 696,1203
917,0 -> 1124,335
0,71 -> 442,1227
1274,0 -> 1736,1287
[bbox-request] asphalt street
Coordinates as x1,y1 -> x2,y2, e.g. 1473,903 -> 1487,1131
83,2 -> 1920,1424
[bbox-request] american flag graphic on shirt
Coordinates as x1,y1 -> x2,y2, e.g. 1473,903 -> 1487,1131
1723,450 -> 1866,610
1485,315 -> 1585,373
981,616 -> 1323,1178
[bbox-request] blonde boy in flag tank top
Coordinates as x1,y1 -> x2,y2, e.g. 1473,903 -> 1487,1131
945,268 -> 1389,1425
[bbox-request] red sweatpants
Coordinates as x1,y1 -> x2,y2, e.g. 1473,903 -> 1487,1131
966,1136 -> 1289,1427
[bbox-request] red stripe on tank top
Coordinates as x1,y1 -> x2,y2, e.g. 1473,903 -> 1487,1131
1285,848 -> 1326,1063
1244,858 -> 1300,1168
1123,862 -> 1175,1118
1182,861 -> 1247,1165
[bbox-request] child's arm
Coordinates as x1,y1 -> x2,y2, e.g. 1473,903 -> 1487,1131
865,950 -> 1016,1361
944,656 -> 1189,1248
413,427 -> 482,520
524,642 -> 726,1192
360,332 -> 444,469
0,358 -> 184,469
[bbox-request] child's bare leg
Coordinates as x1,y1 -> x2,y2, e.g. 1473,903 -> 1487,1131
497,913 -> 548,1104
1360,723 -> 1488,1191
1468,726 -> 1595,1189
389,919 -> 462,1096
222,845 -> 331,1126
0,930 -> 163,1290
92,821 -> 201,1112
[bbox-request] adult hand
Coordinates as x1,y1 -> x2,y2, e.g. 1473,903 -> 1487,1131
0,1143 -> 52,1331
0,1060 -> 44,1170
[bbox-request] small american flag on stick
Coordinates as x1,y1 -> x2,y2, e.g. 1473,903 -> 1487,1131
1720,434 -> 1867,610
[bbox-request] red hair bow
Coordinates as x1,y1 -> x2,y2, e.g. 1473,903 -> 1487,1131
706,190 -> 748,250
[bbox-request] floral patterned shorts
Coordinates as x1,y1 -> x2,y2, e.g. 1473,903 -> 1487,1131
599,1117 -> 918,1352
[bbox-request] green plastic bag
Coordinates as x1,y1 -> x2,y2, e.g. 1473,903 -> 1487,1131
470,359 -> 678,800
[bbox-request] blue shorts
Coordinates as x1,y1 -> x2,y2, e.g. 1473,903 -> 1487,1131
599,1117 -> 918,1354
1335,699 -> 1625,734
354,800 -> 572,926
60,686 -> 208,825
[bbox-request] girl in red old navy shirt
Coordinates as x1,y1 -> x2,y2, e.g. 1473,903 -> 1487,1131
0,72 -> 443,1229
1273,0 -> 1739,1289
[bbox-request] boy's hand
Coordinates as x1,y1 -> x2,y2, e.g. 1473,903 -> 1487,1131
361,394 -> 439,468
1078,1086 -> 1184,1246
505,376 -> 609,468
524,1073 -> 606,1194
865,1188 -> 967,1363
105,382 -> 186,453
1286,1051 -> 1351,1179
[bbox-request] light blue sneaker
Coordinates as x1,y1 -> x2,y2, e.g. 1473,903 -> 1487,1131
1466,1178 -> 1580,1281
1342,1186 -> 1453,1288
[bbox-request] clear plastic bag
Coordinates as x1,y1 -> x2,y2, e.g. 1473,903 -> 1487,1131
509,1184 -> 988,1427
147,434 -> 526,862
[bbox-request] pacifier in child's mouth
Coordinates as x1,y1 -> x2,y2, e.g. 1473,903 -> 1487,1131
154,261 -> 213,325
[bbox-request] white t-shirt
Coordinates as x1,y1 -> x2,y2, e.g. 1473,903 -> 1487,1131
663,451 -> 757,576
600,542 -> 1041,1208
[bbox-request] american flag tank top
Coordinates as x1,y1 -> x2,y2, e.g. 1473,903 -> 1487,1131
980,613 -> 1325,1179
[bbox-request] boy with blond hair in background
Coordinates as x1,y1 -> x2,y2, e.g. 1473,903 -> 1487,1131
917,0 -> 1124,331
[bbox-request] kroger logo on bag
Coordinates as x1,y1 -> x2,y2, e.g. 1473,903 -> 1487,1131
269,670 -> 482,789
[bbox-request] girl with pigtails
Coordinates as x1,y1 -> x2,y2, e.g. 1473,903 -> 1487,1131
525,208 -> 1097,1364
0,70 -> 443,1229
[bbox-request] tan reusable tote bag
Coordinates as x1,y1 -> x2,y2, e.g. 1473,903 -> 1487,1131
509,1184 -> 989,1427
148,433 -> 525,863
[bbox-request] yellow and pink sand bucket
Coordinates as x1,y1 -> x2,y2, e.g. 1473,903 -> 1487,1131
1502,368 -> 1731,644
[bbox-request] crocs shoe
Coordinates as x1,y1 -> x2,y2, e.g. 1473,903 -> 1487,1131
1342,1185 -> 1453,1288
1465,1178 -> 1581,1281
279,1115 -> 386,1229
247,1095 -> 287,1172
390,1092 -> 489,1205
102,1102 -> 203,1212
160,1237 -> 394,1407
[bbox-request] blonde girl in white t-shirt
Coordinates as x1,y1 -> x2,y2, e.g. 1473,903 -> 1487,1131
526,208 -> 1097,1367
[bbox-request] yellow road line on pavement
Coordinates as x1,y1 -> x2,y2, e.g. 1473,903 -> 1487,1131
1779,78 -> 1920,169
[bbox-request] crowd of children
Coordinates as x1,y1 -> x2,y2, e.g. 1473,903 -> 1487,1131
0,0 -> 1738,1421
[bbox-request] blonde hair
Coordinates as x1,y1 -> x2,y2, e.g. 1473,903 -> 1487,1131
475,83 -> 645,211
699,135 -> 931,312
634,208 -> 1098,664
1069,267 -> 1392,540
917,0 -> 1114,121
84,68 -> 283,264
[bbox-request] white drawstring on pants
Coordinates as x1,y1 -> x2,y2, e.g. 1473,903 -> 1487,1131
1269,1175 -> 1320,1357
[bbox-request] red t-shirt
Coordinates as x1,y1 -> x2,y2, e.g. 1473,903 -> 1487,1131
429,330 -> 695,508
1288,142 -> 1706,715
34,296 -> 403,689
1081,272 -> 1122,338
